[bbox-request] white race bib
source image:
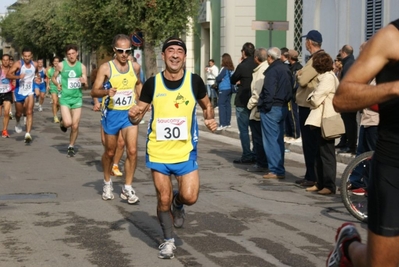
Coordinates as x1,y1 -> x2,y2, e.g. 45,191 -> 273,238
156,117 -> 188,141
113,91 -> 134,107
20,81 -> 32,95
67,78 -> 81,89
0,84 -> 10,93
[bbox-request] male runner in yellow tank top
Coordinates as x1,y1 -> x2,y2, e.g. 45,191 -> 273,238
91,34 -> 142,204
128,37 -> 217,259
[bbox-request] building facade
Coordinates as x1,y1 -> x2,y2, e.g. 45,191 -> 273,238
193,0 -> 398,82
195,0 -> 290,79
302,0 -> 398,61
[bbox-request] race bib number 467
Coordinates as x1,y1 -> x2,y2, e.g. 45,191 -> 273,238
156,117 -> 188,141
113,91 -> 134,107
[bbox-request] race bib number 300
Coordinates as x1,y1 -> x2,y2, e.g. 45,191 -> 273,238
67,78 -> 81,89
156,117 -> 188,141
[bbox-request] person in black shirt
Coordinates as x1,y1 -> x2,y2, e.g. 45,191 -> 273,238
285,49 -> 302,142
128,37 -> 217,260
230,42 -> 258,164
327,19 -> 399,267
336,44 -> 357,154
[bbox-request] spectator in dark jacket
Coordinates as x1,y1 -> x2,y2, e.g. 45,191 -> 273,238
230,42 -> 258,164
284,49 -> 302,142
336,44 -> 357,154
258,47 -> 293,179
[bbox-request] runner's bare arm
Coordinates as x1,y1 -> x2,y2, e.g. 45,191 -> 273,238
91,62 -> 111,98
198,95 -> 217,132
128,101 -> 150,125
133,62 -> 143,100
52,62 -> 63,90
334,24 -> 399,112
6,61 -> 22,80
81,64 -> 88,89
45,67 -> 50,90
92,97 -> 101,111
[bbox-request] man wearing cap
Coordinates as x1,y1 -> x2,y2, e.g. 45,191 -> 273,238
295,30 -> 324,188
128,36 -> 217,259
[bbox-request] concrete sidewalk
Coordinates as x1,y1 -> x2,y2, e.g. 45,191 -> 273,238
196,101 -> 355,165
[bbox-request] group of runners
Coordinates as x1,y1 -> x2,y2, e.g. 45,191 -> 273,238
0,47 -> 77,145
0,34 -> 218,259
3,25 -> 399,264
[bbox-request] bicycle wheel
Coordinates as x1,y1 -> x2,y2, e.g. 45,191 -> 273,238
340,151 -> 374,223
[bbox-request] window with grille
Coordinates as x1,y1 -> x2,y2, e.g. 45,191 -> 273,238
294,0 -> 303,58
365,0 -> 383,40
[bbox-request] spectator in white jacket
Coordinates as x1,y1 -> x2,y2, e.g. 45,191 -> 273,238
304,52 -> 340,195
205,59 -> 219,107
246,48 -> 269,172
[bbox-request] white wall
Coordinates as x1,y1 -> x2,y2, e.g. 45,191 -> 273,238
221,0 -> 256,67
384,0 -> 399,26
302,0 -> 399,63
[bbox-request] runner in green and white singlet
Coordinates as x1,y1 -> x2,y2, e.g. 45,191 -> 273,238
52,44 -> 88,157
46,56 -> 62,123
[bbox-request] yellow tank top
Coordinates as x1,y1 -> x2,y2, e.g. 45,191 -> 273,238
107,60 -> 137,110
147,71 -> 198,163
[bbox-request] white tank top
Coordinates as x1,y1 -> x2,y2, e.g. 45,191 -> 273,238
16,60 -> 35,96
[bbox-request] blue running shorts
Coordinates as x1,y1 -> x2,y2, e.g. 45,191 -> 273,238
101,109 -> 134,135
34,83 -> 46,93
146,160 -> 198,176
15,91 -> 34,103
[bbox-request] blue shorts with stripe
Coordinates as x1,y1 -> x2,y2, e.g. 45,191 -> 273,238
34,83 -> 46,93
15,91 -> 34,103
101,109 -> 134,135
146,160 -> 198,176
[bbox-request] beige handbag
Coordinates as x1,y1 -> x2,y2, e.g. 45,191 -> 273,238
321,109 -> 345,139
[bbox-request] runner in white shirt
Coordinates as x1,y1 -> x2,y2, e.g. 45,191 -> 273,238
205,59 -> 219,107
7,47 -> 37,143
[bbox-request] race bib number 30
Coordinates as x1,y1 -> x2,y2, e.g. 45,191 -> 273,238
67,78 -> 81,89
156,117 -> 188,141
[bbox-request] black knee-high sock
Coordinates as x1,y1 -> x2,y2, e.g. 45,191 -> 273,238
158,210 -> 173,240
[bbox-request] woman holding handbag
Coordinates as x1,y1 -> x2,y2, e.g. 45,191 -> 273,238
304,52 -> 342,195
215,53 -> 235,131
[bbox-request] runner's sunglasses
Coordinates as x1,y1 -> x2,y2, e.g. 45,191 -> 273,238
114,47 -> 132,55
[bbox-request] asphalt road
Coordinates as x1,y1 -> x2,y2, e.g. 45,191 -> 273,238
0,94 -> 367,267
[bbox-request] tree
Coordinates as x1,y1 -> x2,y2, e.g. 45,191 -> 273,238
133,0 -> 200,78
0,0 -> 200,76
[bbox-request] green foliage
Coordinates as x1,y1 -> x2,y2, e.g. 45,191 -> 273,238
0,0 -> 200,63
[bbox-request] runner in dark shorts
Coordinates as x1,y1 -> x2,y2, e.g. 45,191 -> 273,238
327,18 -> 399,267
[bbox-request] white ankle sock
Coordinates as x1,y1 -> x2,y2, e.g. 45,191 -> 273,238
124,185 -> 132,190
